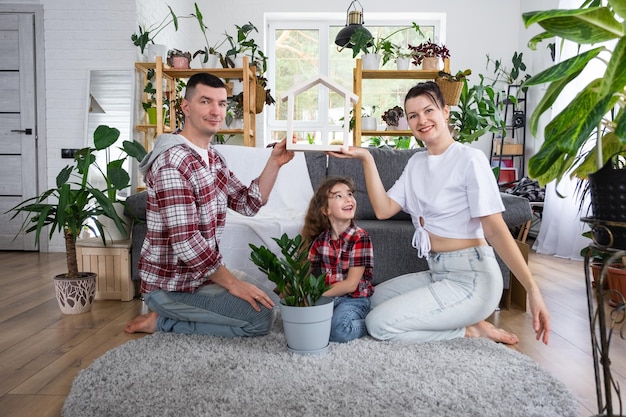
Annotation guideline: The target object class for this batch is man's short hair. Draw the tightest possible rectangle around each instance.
[185,73,226,99]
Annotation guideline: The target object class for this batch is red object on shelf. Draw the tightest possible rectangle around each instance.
[498,168,517,183]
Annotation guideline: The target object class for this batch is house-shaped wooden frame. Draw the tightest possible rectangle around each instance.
[281,74,359,151]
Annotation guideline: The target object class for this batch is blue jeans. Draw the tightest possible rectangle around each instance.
[330,296,370,343]
[365,246,503,343]
[144,284,274,338]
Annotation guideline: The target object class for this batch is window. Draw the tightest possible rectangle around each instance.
[265,13,446,146]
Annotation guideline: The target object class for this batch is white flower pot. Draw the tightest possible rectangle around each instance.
[362,116,377,131]
[361,53,381,70]
[202,54,221,68]
[396,57,411,70]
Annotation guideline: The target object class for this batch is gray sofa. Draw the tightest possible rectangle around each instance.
[125,147,532,303]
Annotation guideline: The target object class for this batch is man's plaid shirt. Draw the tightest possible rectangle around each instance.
[139,144,262,293]
[309,224,374,298]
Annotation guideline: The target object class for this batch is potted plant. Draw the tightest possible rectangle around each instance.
[223,21,275,112]
[435,69,471,106]
[346,22,422,69]
[141,68,168,125]
[394,46,414,70]
[448,74,506,144]
[130,5,193,58]
[521,1,626,248]
[6,125,145,314]
[167,49,191,69]
[191,2,226,68]
[382,105,407,130]
[485,51,532,89]
[249,233,333,354]
[408,39,450,70]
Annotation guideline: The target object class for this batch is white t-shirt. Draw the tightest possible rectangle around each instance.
[387,142,504,257]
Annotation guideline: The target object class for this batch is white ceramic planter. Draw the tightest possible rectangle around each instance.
[361,53,381,70]
[362,116,377,131]
[396,57,411,70]
[98,202,130,242]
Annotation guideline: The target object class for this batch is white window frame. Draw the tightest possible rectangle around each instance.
[264,13,446,147]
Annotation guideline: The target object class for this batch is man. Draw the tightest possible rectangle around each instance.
[124,73,294,337]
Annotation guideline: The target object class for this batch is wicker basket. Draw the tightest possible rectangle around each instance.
[435,78,463,106]
[255,84,266,113]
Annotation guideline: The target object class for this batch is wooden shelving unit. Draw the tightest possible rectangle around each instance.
[134,56,257,147]
[352,58,450,146]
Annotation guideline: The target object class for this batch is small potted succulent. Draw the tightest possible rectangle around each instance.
[408,39,450,70]
[167,49,191,69]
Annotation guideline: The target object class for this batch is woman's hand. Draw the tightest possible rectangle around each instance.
[327,146,372,161]
[528,287,551,344]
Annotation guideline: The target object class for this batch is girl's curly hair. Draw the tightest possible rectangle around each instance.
[301,176,356,248]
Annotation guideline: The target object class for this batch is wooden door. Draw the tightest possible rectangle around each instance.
[0,13,37,250]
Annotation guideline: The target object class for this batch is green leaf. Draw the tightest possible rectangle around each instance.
[93,125,120,150]
[522,7,623,44]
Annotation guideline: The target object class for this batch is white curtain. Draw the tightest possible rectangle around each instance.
[532,0,607,260]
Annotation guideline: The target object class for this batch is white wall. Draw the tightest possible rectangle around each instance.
[0,0,556,251]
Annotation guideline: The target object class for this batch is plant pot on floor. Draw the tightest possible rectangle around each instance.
[280,296,334,355]
[606,264,626,307]
[54,273,97,314]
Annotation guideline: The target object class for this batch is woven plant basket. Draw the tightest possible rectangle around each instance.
[435,78,463,106]
[255,84,266,113]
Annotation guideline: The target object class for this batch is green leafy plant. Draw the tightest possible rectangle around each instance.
[130,5,189,54]
[249,233,330,307]
[346,23,423,65]
[522,0,626,187]
[485,51,532,86]
[90,125,148,202]
[448,75,505,144]
[191,2,227,65]
[437,69,471,82]
[6,125,146,278]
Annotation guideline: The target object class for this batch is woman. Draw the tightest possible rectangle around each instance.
[330,81,550,344]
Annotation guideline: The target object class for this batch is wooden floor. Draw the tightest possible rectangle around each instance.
[0,249,624,417]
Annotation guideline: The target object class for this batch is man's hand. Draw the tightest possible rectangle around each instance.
[269,138,295,167]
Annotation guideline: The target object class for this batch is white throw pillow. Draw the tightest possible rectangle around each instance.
[213,144,313,219]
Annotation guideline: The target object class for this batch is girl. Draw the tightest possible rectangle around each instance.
[302,176,374,343]
[330,81,550,345]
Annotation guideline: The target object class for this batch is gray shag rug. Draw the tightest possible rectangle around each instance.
[63,320,577,417]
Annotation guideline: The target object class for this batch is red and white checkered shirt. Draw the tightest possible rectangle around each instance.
[139,144,262,293]
[309,224,374,298]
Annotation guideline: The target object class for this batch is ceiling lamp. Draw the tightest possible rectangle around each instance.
[334,0,372,48]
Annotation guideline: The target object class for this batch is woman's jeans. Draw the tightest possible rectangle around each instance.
[144,283,274,338]
[330,296,370,343]
[365,246,503,343]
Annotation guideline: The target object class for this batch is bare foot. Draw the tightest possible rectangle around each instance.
[465,320,519,345]
[124,312,158,334]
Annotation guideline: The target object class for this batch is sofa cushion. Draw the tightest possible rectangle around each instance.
[326,147,424,221]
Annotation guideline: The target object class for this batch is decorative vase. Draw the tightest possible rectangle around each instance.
[53,273,97,314]
[169,56,190,69]
[361,53,381,70]
[396,57,410,70]
[422,56,440,70]
[606,264,626,306]
[279,296,333,355]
